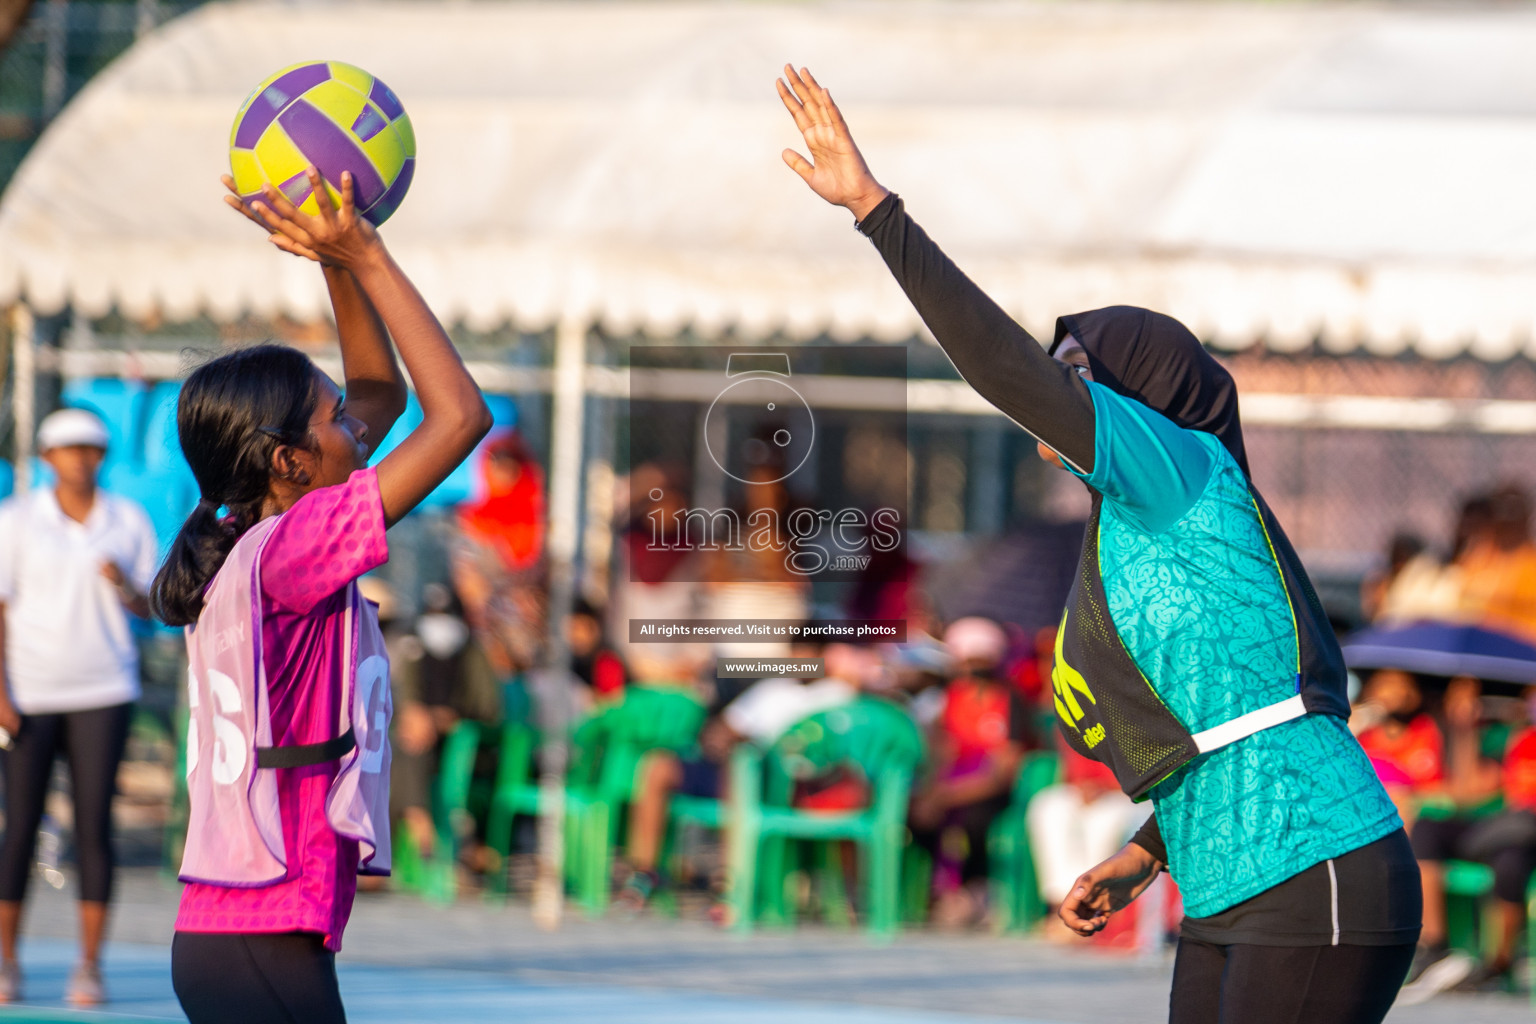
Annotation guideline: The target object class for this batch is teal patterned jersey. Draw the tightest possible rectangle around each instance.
[1078,382,1401,918]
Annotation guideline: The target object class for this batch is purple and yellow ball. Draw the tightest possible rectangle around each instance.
[229,61,415,226]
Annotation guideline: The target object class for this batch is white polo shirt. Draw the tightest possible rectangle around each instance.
[0,487,158,713]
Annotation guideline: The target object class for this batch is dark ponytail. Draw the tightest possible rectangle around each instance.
[151,345,320,626]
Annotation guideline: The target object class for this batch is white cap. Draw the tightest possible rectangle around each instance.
[943,616,1008,666]
[36,408,110,452]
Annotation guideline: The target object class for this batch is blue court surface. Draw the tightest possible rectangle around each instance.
[0,938,1050,1024]
[7,869,1535,1024]
[2,937,1533,1024]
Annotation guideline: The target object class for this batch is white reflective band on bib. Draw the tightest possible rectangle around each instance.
[1191,694,1307,755]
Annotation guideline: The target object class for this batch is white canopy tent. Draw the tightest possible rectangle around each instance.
[3,0,1536,356]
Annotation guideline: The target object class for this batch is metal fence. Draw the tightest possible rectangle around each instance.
[0,0,205,188]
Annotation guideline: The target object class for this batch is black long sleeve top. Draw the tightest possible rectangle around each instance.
[857,191,1171,861]
[855,193,1098,474]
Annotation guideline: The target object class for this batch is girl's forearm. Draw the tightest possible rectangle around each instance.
[348,247,485,431]
[858,195,1098,473]
[347,245,491,523]
[323,265,407,429]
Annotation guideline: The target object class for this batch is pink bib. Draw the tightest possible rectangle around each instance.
[179,515,392,886]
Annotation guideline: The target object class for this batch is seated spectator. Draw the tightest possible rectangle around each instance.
[569,597,628,700]
[1361,533,1426,623]
[1026,742,1148,927]
[1351,669,1444,822]
[1380,486,1536,642]
[910,617,1034,929]
[1457,485,1536,643]
[892,638,953,729]
[617,641,871,910]
[1378,494,1492,625]
[1403,676,1528,1000]
[452,431,547,676]
[386,582,503,866]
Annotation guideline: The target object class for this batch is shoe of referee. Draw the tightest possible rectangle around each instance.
[1397,944,1475,1005]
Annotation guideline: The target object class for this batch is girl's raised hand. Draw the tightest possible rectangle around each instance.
[777,65,889,221]
[222,167,381,268]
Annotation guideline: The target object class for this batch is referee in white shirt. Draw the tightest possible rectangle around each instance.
[0,408,158,1007]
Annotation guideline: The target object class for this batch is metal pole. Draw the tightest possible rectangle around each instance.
[135,0,159,38]
[580,396,617,606]
[41,0,67,124]
[11,304,35,494]
[531,314,588,930]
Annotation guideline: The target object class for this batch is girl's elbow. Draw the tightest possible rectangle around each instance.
[468,397,494,442]
[382,389,410,424]
[448,397,493,453]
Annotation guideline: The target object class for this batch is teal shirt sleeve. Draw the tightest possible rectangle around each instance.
[1069,382,1220,534]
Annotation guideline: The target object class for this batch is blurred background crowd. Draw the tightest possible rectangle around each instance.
[5,0,1536,1010]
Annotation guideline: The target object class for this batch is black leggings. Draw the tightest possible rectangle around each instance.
[0,702,132,903]
[1169,938,1415,1024]
[172,931,346,1024]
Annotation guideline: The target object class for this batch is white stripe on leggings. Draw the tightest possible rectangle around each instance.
[1327,859,1340,946]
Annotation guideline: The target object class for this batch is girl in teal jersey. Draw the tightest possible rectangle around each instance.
[778,66,1420,1024]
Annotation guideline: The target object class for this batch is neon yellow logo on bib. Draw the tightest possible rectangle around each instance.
[1052,610,1098,741]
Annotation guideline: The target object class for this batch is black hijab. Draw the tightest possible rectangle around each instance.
[1051,306,1249,476]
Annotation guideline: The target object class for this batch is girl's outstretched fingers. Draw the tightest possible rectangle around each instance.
[778,67,809,126]
[775,63,887,217]
[247,182,322,262]
[338,170,356,220]
[268,234,320,262]
[221,175,270,229]
[778,70,817,183]
[257,182,313,232]
[255,181,301,221]
[781,146,815,185]
[794,66,830,124]
[305,166,338,226]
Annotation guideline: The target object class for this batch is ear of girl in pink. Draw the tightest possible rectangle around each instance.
[177,468,391,952]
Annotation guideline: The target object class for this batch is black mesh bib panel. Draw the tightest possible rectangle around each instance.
[1053,496,1200,800]
[1247,486,1351,720]
[1052,487,1350,801]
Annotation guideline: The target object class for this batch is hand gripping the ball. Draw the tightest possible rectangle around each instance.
[222,166,381,269]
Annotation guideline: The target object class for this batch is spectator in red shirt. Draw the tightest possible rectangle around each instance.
[911,617,1035,928]
[1404,678,1536,999]
[1352,669,1444,821]
[568,598,627,700]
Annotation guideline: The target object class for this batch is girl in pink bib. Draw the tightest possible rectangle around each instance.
[156,168,491,1024]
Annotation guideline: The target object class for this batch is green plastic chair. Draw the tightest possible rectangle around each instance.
[725,697,925,939]
[484,716,603,906]
[484,684,706,913]
[391,719,483,904]
[1438,858,1536,1003]
[576,684,707,912]
[1433,857,1536,1004]
[1443,859,1495,959]
[987,750,1063,933]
